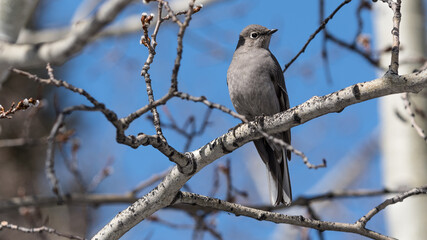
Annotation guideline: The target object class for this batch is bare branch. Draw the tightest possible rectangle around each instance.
[0,0,135,68]
[174,91,244,119]
[88,158,114,192]
[254,123,326,169]
[140,5,166,141]
[58,139,87,192]
[0,138,46,148]
[0,98,40,119]
[169,0,197,93]
[401,92,427,141]
[325,32,380,67]
[0,193,138,212]
[283,0,352,73]
[11,67,115,119]
[46,105,102,198]
[147,215,193,229]
[45,112,65,198]
[129,168,171,196]
[0,221,85,240]
[176,192,394,240]
[388,0,401,74]
[319,0,333,84]
[161,0,183,26]
[357,186,427,227]
[306,203,325,240]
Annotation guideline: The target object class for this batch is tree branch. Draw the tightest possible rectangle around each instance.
[0,0,134,68]
[357,186,427,227]
[176,192,394,240]
[0,221,85,240]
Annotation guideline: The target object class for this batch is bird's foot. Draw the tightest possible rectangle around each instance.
[254,114,267,126]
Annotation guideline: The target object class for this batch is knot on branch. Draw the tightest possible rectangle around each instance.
[177,152,197,175]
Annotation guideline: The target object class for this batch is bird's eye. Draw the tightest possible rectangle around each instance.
[250,32,259,39]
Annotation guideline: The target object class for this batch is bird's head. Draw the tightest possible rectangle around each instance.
[236,24,277,50]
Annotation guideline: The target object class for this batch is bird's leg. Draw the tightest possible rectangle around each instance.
[254,114,267,128]
[254,114,277,146]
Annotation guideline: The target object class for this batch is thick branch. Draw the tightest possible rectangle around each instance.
[0,0,133,68]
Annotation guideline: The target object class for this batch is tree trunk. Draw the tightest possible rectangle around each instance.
[374,1,427,239]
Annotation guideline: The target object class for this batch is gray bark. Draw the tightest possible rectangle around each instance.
[374,1,427,239]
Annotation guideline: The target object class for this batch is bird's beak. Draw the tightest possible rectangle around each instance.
[268,29,278,35]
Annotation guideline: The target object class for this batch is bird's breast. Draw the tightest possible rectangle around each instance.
[227,51,280,118]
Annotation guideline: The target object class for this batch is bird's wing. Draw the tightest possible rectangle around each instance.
[269,52,292,161]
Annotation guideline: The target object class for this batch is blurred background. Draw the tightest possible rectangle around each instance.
[0,0,425,239]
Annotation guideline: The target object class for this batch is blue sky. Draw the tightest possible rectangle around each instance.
[37,0,388,239]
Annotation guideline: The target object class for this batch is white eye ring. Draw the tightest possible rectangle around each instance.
[250,32,259,39]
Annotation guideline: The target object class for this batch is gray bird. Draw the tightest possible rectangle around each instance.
[227,24,292,206]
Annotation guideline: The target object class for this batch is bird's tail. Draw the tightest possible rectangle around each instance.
[254,138,292,206]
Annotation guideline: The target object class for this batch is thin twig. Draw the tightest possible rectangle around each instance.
[283,0,352,73]
[140,4,166,141]
[161,0,183,26]
[388,0,401,74]
[354,0,371,42]
[147,215,193,229]
[319,0,333,84]
[0,98,40,119]
[250,187,407,211]
[168,0,197,94]
[46,113,65,198]
[11,67,119,127]
[88,158,114,192]
[255,124,327,169]
[128,168,171,196]
[0,221,85,240]
[58,140,87,192]
[401,93,427,141]
[152,107,213,152]
[46,105,100,198]
[325,32,379,67]
[306,203,325,240]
